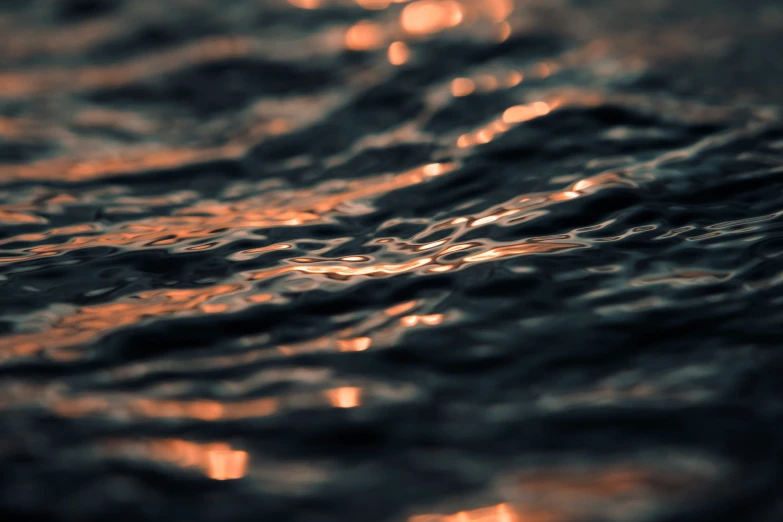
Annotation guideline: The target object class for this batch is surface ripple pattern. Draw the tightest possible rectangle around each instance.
[2,1,783,521]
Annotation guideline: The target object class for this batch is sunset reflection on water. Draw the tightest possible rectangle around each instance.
[0,0,772,520]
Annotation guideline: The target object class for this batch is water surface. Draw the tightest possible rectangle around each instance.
[2,1,783,521]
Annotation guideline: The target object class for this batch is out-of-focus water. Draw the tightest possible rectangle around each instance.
[2,0,783,520]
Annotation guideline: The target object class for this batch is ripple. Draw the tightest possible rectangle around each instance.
[2,1,783,521]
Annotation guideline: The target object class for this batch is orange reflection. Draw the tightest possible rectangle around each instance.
[288,0,321,8]
[0,161,465,359]
[104,438,249,480]
[326,387,362,408]
[401,1,464,35]
[388,41,410,65]
[457,134,473,148]
[254,256,434,281]
[386,300,419,316]
[345,21,385,51]
[476,129,493,144]
[410,503,553,522]
[0,284,248,360]
[471,215,499,227]
[0,209,46,225]
[1,161,457,267]
[502,102,551,124]
[463,240,583,263]
[456,100,554,149]
[1,186,600,358]
[275,298,430,358]
[423,162,451,176]
[504,71,523,87]
[337,337,372,352]
[497,22,512,42]
[451,78,475,97]
[401,313,444,326]
[208,449,249,480]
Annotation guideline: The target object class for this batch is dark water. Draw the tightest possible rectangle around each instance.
[2,0,783,520]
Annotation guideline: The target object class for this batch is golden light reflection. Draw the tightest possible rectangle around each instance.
[386,300,419,316]
[0,209,47,225]
[208,449,250,480]
[497,22,512,42]
[401,1,464,36]
[0,150,626,363]
[104,439,249,480]
[388,41,411,65]
[337,336,372,351]
[457,135,473,148]
[462,241,582,263]
[423,162,451,176]
[326,387,362,408]
[271,299,426,358]
[409,503,554,522]
[345,21,385,51]
[2,195,596,361]
[339,300,429,351]
[1,161,458,267]
[401,313,444,326]
[475,129,492,144]
[471,215,499,227]
[0,284,248,361]
[0,161,466,359]
[502,102,551,124]
[504,71,523,87]
[451,78,475,97]
[288,0,322,9]
[457,99,557,149]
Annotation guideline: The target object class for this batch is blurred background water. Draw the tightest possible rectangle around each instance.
[1,1,783,521]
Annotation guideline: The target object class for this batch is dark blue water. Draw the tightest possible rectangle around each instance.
[2,1,783,521]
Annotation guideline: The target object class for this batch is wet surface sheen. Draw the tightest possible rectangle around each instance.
[2,1,783,521]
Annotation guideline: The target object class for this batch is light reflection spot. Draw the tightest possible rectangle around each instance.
[401,1,464,35]
[207,449,249,480]
[388,41,410,65]
[451,78,475,97]
[327,386,362,408]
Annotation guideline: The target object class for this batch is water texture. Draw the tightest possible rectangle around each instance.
[2,0,783,521]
